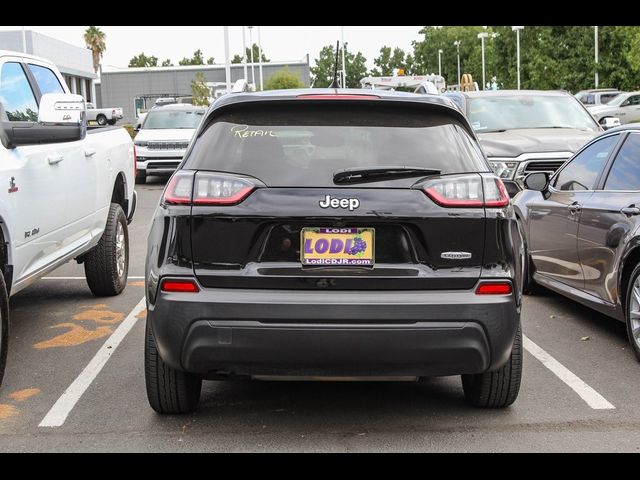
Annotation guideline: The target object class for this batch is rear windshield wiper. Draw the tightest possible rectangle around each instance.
[333,166,441,185]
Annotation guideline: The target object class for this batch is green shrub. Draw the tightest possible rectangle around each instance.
[265,68,304,90]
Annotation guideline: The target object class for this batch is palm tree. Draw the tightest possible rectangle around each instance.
[84,26,106,74]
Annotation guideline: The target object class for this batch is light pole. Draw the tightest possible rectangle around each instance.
[341,26,347,88]
[257,26,264,91]
[247,26,255,89]
[224,26,231,93]
[595,26,599,89]
[242,26,248,82]
[438,49,443,77]
[453,40,461,88]
[512,26,524,90]
[478,31,489,90]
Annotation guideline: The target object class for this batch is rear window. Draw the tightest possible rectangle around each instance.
[184,103,488,187]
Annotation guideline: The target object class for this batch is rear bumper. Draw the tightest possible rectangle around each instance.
[148,284,520,377]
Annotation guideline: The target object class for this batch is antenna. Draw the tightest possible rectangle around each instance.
[329,41,341,89]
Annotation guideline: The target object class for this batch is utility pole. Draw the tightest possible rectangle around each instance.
[438,49,443,77]
[595,26,599,89]
[512,26,524,90]
[248,26,255,90]
[341,26,347,88]
[478,32,488,90]
[224,26,231,93]
[258,26,264,91]
[242,26,248,82]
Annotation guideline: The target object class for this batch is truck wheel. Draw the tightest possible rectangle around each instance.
[461,323,522,408]
[145,319,202,414]
[96,114,107,126]
[84,203,129,296]
[0,273,8,388]
[135,171,146,185]
[624,263,640,362]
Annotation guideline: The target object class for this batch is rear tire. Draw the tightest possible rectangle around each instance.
[96,114,107,126]
[145,320,202,414]
[135,171,147,185]
[0,274,8,388]
[462,323,522,408]
[624,263,640,362]
[84,203,129,296]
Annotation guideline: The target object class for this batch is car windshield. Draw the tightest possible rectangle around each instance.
[143,109,205,129]
[467,95,599,133]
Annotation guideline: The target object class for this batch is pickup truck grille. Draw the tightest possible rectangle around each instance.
[146,141,190,150]
[147,161,181,171]
[523,160,566,173]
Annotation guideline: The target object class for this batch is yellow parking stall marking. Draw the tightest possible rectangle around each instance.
[34,323,112,350]
[73,306,124,325]
[8,388,41,402]
[0,404,19,420]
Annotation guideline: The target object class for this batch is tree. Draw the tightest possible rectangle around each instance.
[161,59,173,67]
[83,26,106,74]
[311,43,368,88]
[191,73,210,106]
[207,57,215,65]
[231,54,243,64]
[371,46,414,76]
[179,49,206,66]
[128,52,158,68]
[265,68,304,90]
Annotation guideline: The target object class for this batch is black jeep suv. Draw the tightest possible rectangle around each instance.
[144,89,524,414]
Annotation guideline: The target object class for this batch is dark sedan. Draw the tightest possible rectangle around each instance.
[514,124,640,361]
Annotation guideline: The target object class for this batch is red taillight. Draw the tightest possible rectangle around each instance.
[163,172,193,205]
[193,173,255,205]
[475,282,513,295]
[296,94,381,100]
[423,175,509,208]
[161,279,200,293]
[163,171,256,206]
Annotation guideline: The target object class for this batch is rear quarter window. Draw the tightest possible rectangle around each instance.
[185,103,488,187]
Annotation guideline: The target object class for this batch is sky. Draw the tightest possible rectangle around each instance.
[2,26,425,70]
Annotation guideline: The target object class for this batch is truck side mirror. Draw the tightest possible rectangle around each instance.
[0,93,86,149]
[602,117,621,130]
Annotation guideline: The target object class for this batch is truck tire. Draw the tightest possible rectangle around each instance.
[145,320,202,414]
[0,273,8,388]
[96,114,107,126]
[107,119,116,126]
[135,171,147,185]
[84,203,129,296]
[461,323,522,408]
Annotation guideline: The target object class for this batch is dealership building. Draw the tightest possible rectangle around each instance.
[0,30,97,103]
[98,58,311,124]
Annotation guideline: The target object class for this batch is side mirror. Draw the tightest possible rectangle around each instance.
[0,94,86,149]
[523,172,548,192]
[602,117,621,130]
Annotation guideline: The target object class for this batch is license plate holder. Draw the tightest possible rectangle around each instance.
[300,228,375,267]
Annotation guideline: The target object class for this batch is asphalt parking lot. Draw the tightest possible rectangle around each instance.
[0,179,640,452]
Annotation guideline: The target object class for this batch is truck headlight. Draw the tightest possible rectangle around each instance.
[489,161,518,179]
[134,140,148,147]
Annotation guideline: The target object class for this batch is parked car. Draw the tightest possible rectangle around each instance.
[575,88,623,107]
[588,91,640,126]
[144,89,524,414]
[133,104,205,184]
[86,102,124,126]
[514,124,640,361]
[0,51,137,387]
[445,90,601,196]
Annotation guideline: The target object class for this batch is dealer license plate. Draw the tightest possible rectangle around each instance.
[300,228,375,267]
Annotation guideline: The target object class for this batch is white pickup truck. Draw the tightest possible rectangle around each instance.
[86,102,124,126]
[0,51,136,387]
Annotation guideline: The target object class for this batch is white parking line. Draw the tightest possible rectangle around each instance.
[42,276,145,280]
[39,297,147,428]
[523,334,615,410]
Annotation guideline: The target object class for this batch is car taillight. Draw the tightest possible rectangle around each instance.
[161,279,200,293]
[163,171,255,206]
[193,172,255,205]
[423,175,509,208]
[475,282,513,295]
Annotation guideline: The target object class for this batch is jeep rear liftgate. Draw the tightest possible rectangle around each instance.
[176,102,495,290]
